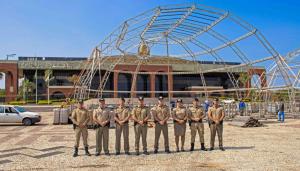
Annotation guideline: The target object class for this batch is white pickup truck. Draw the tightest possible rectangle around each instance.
[0,105,41,126]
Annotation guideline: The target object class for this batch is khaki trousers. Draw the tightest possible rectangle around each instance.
[154,123,169,150]
[134,124,147,152]
[96,126,109,153]
[190,122,204,144]
[74,127,88,148]
[210,123,223,148]
[115,123,129,153]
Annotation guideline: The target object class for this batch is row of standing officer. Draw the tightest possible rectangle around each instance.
[70,96,225,157]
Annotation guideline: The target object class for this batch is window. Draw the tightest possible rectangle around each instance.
[5,107,18,113]
[0,107,4,113]
[15,107,26,113]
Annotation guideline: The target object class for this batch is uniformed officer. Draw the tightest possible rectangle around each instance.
[131,96,150,155]
[151,96,170,154]
[208,98,225,151]
[172,99,188,152]
[93,98,111,156]
[188,98,207,151]
[114,97,131,155]
[70,100,91,157]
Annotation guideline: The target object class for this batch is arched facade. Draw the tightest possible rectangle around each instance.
[0,63,18,102]
[50,91,66,99]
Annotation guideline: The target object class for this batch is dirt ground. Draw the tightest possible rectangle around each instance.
[0,112,300,171]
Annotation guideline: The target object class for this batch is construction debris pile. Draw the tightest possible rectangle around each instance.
[229,116,264,128]
[242,117,263,127]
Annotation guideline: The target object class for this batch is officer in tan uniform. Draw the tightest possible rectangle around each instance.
[172,99,188,152]
[131,96,150,155]
[114,97,131,155]
[208,98,225,151]
[70,100,91,157]
[93,98,111,156]
[151,96,170,154]
[188,98,207,151]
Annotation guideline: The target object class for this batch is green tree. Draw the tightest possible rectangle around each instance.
[238,72,250,87]
[18,79,36,101]
[0,89,5,96]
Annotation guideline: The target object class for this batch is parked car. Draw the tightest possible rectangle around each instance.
[0,105,41,126]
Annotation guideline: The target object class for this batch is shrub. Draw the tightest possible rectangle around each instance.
[37,100,52,105]
[8,101,26,105]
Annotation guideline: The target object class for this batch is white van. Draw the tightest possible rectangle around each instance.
[0,105,41,126]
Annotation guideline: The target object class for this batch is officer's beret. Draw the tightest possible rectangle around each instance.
[78,99,84,104]
[177,99,182,103]
[158,96,164,100]
[99,98,105,102]
[194,98,199,102]
[138,96,144,101]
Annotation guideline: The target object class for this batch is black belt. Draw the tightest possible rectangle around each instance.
[94,123,110,128]
[191,120,203,123]
[173,120,186,123]
[210,120,223,125]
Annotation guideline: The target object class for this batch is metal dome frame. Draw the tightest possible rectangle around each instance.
[73,3,296,106]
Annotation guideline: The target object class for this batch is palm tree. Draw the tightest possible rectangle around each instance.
[67,74,80,86]
[238,72,250,87]
[18,79,35,101]
[44,69,53,104]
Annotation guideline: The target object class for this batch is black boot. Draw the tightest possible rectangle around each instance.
[165,149,170,153]
[73,147,78,157]
[201,143,207,151]
[85,147,91,156]
[219,146,225,151]
[190,143,194,151]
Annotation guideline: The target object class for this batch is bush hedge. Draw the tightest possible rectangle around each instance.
[37,100,52,105]
[8,101,26,105]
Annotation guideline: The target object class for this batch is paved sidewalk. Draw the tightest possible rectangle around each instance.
[0,112,300,170]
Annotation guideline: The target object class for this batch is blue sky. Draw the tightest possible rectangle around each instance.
[0,0,300,88]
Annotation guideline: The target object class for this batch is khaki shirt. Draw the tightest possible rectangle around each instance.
[93,107,111,122]
[71,108,90,125]
[151,105,170,121]
[132,105,150,121]
[188,106,204,120]
[172,107,188,120]
[115,106,130,121]
[208,106,224,121]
